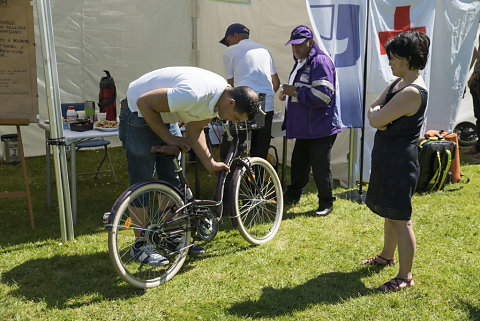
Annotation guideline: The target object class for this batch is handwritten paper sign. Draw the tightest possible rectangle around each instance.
[0,0,38,123]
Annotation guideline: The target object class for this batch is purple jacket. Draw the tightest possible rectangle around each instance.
[284,42,341,139]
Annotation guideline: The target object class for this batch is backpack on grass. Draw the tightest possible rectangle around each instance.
[415,136,456,193]
[424,130,461,183]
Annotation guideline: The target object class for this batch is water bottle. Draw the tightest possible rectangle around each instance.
[66,105,77,125]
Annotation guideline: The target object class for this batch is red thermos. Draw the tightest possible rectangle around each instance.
[98,70,117,121]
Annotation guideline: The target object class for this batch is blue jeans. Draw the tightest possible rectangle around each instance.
[119,107,181,188]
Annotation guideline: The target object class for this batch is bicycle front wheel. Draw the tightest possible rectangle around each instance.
[230,157,283,245]
[108,182,190,288]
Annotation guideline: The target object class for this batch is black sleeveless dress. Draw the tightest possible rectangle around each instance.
[365,78,428,220]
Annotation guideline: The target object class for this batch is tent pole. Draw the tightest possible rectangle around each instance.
[357,0,370,200]
[37,0,74,242]
[347,128,358,188]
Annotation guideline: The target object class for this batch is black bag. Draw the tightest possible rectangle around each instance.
[415,137,456,193]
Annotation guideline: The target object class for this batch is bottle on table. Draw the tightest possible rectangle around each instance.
[66,105,77,126]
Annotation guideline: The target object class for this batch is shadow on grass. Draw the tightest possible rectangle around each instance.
[228,267,378,318]
[188,242,253,264]
[458,299,480,321]
[1,252,143,309]
[282,209,315,221]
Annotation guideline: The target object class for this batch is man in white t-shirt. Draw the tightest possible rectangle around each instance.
[119,66,259,266]
[219,23,280,159]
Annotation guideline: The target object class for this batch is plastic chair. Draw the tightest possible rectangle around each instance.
[61,103,118,184]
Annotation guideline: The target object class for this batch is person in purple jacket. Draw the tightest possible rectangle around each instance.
[280,25,341,216]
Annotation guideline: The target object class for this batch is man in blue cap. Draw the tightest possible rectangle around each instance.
[280,25,341,216]
[219,23,280,159]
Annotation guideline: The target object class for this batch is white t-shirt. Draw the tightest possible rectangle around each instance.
[127,66,228,123]
[223,39,277,112]
[286,59,306,110]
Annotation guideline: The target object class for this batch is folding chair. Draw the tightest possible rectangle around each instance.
[61,103,118,184]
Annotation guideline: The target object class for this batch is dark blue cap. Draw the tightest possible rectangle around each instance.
[219,23,250,46]
[286,25,313,45]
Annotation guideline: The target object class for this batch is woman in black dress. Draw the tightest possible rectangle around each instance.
[361,31,430,292]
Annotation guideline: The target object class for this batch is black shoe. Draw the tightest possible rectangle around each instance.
[165,237,205,255]
[314,205,333,216]
[283,192,300,206]
[189,243,206,256]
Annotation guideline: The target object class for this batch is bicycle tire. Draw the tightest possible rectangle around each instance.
[108,182,190,288]
[230,157,283,245]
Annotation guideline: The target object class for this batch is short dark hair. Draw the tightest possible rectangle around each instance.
[386,31,430,70]
[228,86,260,120]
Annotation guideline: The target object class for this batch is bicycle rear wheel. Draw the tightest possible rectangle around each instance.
[108,182,190,288]
[230,157,283,245]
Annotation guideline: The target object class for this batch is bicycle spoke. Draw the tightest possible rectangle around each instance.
[108,182,190,288]
[231,158,283,245]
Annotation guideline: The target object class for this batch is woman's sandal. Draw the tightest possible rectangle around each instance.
[361,254,396,266]
[378,277,414,292]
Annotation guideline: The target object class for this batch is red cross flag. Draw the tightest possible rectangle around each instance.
[367,0,480,131]
[368,1,434,94]
[363,0,479,182]
[377,6,426,55]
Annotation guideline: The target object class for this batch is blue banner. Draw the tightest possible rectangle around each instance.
[307,0,366,128]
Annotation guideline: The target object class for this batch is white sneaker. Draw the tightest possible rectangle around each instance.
[130,241,169,267]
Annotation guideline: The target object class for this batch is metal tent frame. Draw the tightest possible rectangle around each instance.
[36,0,74,242]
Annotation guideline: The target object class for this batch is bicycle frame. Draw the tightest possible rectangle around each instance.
[107,119,284,288]
[155,121,268,227]
[105,120,269,239]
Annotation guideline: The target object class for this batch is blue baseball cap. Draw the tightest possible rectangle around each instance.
[286,25,313,45]
[219,23,250,46]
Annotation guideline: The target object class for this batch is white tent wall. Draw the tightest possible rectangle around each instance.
[0,0,195,158]
[196,0,353,185]
[2,0,478,188]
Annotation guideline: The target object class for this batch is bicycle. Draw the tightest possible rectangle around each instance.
[105,121,283,288]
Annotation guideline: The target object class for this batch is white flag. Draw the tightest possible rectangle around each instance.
[368,1,434,94]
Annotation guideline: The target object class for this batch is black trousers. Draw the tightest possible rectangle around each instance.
[469,76,480,152]
[287,134,337,207]
[220,111,274,161]
[219,111,274,208]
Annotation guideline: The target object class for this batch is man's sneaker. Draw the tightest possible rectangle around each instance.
[130,241,169,267]
[165,236,206,256]
[189,243,206,256]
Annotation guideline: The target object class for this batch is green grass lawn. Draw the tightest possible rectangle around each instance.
[0,146,479,320]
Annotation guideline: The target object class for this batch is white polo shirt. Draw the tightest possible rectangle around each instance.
[127,66,228,123]
[223,39,277,112]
